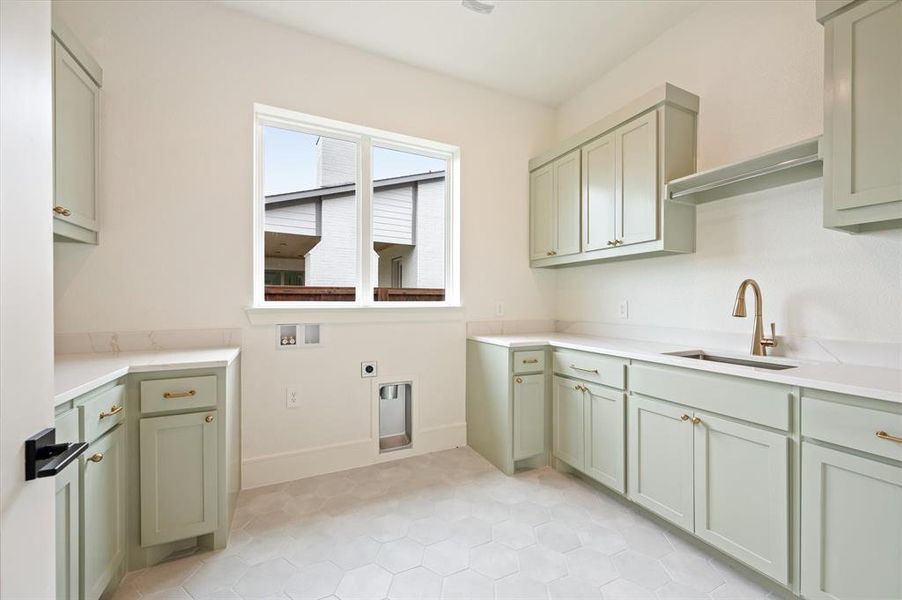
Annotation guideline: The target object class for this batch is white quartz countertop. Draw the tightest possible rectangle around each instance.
[55,347,241,406]
[469,333,902,404]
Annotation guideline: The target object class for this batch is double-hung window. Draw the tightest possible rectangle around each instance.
[253,104,459,308]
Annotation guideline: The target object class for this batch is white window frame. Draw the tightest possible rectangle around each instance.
[251,103,461,315]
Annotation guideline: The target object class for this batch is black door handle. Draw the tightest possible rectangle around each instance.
[25,428,89,481]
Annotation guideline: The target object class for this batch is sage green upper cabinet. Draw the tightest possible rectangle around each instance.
[530,151,581,259]
[627,395,695,531]
[553,376,585,470]
[52,17,102,244]
[617,111,659,246]
[530,84,698,267]
[529,164,554,260]
[553,150,582,257]
[140,411,219,547]
[693,412,789,584]
[82,425,125,600]
[582,133,617,251]
[583,382,625,493]
[819,0,902,232]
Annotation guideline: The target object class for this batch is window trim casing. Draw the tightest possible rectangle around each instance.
[252,103,461,312]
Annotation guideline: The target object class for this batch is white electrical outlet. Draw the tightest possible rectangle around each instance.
[495,302,505,317]
[286,386,299,408]
[619,300,629,319]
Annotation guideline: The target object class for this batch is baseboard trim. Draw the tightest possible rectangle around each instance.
[241,422,467,489]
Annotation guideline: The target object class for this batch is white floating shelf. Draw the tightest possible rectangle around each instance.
[666,137,822,204]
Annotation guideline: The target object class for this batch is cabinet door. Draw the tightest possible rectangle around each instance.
[693,412,789,584]
[583,383,625,493]
[53,39,99,232]
[529,164,554,259]
[616,111,658,246]
[553,377,585,470]
[513,374,545,460]
[627,395,694,530]
[828,0,902,212]
[553,149,581,257]
[140,411,219,547]
[82,426,125,600]
[801,442,902,600]
[582,133,617,252]
[56,461,79,600]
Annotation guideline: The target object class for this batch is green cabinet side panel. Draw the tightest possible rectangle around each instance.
[466,341,513,475]
[140,411,219,547]
[56,459,79,600]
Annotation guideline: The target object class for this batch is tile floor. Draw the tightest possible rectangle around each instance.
[113,447,776,600]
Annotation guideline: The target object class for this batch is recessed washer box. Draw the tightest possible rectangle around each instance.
[276,324,321,349]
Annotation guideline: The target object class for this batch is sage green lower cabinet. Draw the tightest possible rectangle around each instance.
[82,425,126,600]
[583,382,625,493]
[553,376,585,470]
[140,411,219,546]
[627,395,694,531]
[513,374,545,461]
[693,412,789,584]
[801,442,902,600]
[55,455,80,600]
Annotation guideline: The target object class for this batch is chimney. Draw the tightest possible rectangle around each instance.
[316,136,357,187]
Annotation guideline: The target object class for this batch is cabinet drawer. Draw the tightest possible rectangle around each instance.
[513,350,545,374]
[141,375,217,415]
[56,408,79,444]
[553,350,625,389]
[630,363,791,431]
[79,385,126,444]
[802,395,902,462]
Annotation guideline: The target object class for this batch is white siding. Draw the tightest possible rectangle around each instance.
[373,186,413,245]
[410,179,445,288]
[305,192,356,286]
[264,200,319,236]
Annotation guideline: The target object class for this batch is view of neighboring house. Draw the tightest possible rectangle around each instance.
[264,136,445,300]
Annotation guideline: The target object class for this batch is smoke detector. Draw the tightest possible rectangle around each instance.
[461,0,496,15]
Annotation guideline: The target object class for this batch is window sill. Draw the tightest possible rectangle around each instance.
[244,303,465,325]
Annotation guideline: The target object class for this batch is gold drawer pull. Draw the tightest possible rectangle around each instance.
[522,358,539,364]
[691,416,702,425]
[680,414,691,421]
[53,205,72,217]
[876,431,902,444]
[163,390,197,399]
[99,405,123,419]
[88,453,104,463]
[205,415,215,423]
[569,364,598,374]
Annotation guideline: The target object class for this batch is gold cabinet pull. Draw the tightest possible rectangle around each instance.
[163,390,197,399]
[876,431,902,444]
[99,405,123,419]
[691,416,702,425]
[205,415,215,423]
[522,358,539,364]
[88,453,104,463]
[680,414,691,421]
[569,364,598,374]
[53,205,72,217]
[515,377,523,384]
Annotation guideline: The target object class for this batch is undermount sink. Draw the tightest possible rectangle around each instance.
[666,350,797,370]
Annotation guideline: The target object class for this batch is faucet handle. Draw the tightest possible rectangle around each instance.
[762,322,777,347]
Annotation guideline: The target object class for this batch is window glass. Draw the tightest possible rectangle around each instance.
[263,126,357,301]
[371,146,446,302]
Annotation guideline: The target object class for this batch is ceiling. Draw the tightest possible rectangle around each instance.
[214,0,703,106]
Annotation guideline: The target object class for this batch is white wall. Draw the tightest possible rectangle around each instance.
[0,1,56,595]
[554,0,902,352]
[52,0,556,487]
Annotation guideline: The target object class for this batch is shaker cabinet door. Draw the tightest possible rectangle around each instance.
[627,395,694,531]
[513,374,545,461]
[616,111,658,246]
[140,411,219,547]
[583,383,625,493]
[529,164,554,260]
[553,149,582,257]
[55,458,80,600]
[582,133,617,252]
[553,376,585,471]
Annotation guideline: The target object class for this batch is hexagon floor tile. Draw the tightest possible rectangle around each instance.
[107,447,777,600]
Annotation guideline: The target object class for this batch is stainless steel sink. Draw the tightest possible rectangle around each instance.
[665,350,797,370]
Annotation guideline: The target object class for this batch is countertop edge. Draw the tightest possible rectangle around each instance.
[468,334,902,404]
